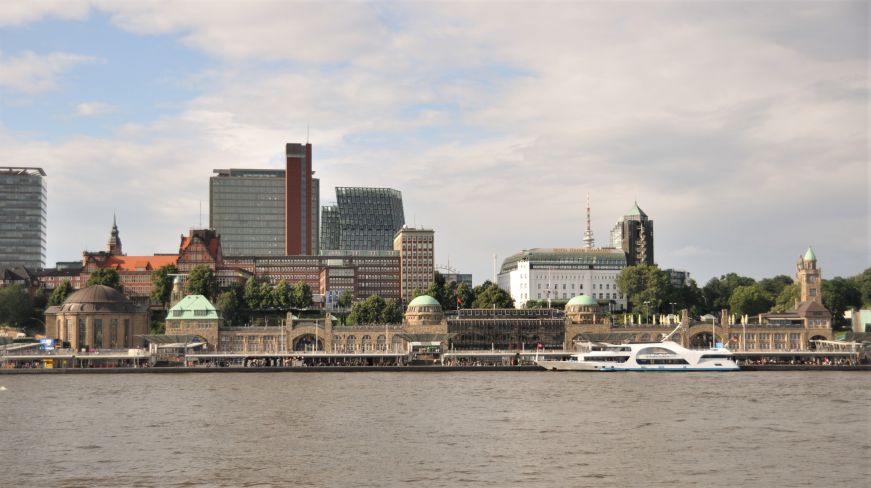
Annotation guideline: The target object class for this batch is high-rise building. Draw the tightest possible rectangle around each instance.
[0,167,47,269]
[394,227,434,302]
[320,187,405,252]
[210,142,319,257]
[285,143,319,255]
[610,202,654,266]
[210,168,286,256]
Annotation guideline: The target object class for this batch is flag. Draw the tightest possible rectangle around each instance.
[456,295,463,307]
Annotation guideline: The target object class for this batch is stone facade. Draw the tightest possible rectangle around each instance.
[44,285,150,350]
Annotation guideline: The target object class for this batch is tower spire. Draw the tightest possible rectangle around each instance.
[583,193,595,248]
[108,214,122,256]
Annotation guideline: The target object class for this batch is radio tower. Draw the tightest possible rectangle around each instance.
[583,193,595,248]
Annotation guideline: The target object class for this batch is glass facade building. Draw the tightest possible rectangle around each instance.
[320,187,405,252]
[0,167,46,268]
[210,169,287,256]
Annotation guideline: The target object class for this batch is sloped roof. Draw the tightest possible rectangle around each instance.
[167,295,221,320]
[796,300,831,317]
[625,201,648,218]
[100,255,178,272]
[803,246,817,262]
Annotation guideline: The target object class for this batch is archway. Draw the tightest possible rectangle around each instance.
[689,332,716,349]
[293,334,323,352]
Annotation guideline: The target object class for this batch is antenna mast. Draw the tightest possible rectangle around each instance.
[583,193,595,248]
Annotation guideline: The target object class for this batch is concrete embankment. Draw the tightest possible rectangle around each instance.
[2,365,870,374]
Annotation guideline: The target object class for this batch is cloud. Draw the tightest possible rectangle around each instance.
[75,101,118,116]
[0,0,89,27]
[1,2,867,284]
[0,50,97,94]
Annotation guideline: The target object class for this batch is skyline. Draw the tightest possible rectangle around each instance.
[0,2,868,285]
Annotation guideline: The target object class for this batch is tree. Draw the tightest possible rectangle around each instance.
[243,277,260,309]
[729,284,773,316]
[702,273,755,313]
[616,264,672,313]
[292,281,313,309]
[850,267,871,307]
[336,290,354,325]
[257,281,273,309]
[48,280,74,306]
[472,283,514,309]
[455,282,474,310]
[216,290,243,326]
[185,265,218,299]
[272,280,291,310]
[150,264,178,308]
[667,278,704,317]
[380,299,403,324]
[758,275,793,297]
[822,277,862,329]
[87,268,122,291]
[772,284,800,313]
[348,294,386,324]
[0,285,32,329]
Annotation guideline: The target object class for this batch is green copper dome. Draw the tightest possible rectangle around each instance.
[408,295,440,307]
[567,295,598,307]
[803,246,816,262]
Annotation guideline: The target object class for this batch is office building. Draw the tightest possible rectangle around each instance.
[610,202,654,266]
[209,142,319,257]
[0,167,47,268]
[498,248,628,310]
[394,227,435,302]
[320,187,405,252]
[210,169,286,256]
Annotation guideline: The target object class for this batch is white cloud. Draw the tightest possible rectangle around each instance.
[2,2,867,284]
[0,0,89,27]
[75,101,118,116]
[0,50,96,93]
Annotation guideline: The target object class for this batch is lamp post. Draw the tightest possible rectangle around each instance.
[643,301,650,324]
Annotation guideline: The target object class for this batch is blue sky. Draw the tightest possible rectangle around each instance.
[0,1,868,285]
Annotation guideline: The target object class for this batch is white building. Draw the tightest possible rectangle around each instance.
[497,248,628,310]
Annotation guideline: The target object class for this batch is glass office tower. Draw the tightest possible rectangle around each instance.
[210,169,287,256]
[321,187,405,252]
[0,167,47,269]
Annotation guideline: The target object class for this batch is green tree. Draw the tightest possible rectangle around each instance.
[48,280,74,306]
[292,281,313,309]
[216,290,244,326]
[616,264,672,313]
[822,277,862,329]
[772,284,800,313]
[850,267,871,307]
[0,285,32,329]
[472,283,514,309]
[272,280,291,310]
[702,273,755,313]
[758,275,793,297]
[243,277,260,309]
[336,290,354,325]
[150,264,178,308]
[729,284,773,316]
[87,268,122,291]
[667,279,704,317]
[380,298,403,324]
[185,265,218,299]
[348,294,386,324]
[258,281,273,309]
[455,282,474,310]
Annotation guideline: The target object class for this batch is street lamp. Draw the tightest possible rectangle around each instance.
[643,301,650,324]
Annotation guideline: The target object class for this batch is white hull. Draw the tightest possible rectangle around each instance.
[536,341,740,372]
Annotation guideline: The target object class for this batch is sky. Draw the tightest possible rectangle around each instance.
[0,1,868,286]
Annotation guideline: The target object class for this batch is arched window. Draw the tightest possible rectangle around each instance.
[376,335,386,351]
[362,335,372,352]
[346,335,357,352]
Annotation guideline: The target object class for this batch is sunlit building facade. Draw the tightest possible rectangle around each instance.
[0,167,47,269]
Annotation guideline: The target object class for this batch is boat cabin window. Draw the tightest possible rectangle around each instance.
[700,354,732,359]
[636,358,690,365]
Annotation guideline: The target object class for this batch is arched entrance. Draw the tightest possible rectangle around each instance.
[689,332,716,348]
[293,334,323,351]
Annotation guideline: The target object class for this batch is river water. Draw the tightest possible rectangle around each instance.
[0,371,869,487]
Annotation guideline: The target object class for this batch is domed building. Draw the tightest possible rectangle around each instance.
[404,295,445,326]
[45,284,150,350]
[565,294,602,325]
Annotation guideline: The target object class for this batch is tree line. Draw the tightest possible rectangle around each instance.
[615,264,871,329]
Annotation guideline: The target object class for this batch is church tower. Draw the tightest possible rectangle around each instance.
[108,214,123,256]
[796,246,821,304]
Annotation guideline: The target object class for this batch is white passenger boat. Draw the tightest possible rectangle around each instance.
[535,331,739,372]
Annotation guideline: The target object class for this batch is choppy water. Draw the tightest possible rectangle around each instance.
[0,372,869,487]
